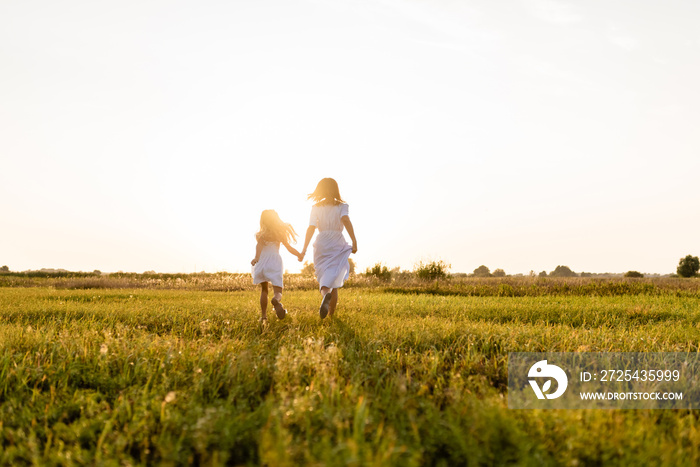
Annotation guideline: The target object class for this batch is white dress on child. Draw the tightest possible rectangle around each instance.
[309,203,353,289]
[251,241,284,288]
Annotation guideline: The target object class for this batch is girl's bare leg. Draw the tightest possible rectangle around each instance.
[328,288,338,317]
[272,286,283,304]
[259,282,268,320]
[271,286,286,318]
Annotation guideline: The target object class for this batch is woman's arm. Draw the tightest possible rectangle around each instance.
[341,216,357,253]
[251,241,264,265]
[299,225,316,261]
[282,240,302,260]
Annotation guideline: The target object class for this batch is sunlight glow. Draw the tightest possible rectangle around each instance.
[1,0,699,275]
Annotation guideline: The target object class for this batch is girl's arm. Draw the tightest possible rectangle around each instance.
[251,241,264,266]
[341,216,357,253]
[299,226,316,262]
[282,240,302,261]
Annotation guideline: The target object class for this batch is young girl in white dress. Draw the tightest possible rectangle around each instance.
[299,178,358,319]
[251,210,302,324]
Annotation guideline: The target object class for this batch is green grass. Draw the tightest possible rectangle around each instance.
[2,286,700,465]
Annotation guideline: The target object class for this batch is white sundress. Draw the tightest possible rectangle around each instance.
[251,241,284,288]
[310,203,353,290]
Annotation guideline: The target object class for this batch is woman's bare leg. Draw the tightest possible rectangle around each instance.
[328,288,338,317]
[319,286,332,319]
[259,282,268,320]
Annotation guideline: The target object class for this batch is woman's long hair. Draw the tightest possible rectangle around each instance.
[308,178,345,205]
[256,210,298,244]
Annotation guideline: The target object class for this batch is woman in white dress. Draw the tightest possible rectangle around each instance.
[299,178,358,319]
[251,210,302,324]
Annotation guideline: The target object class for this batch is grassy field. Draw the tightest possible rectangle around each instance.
[2,279,700,465]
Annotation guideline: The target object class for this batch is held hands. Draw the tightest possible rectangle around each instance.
[251,258,259,266]
[352,242,357,254]
[298,250,306,262]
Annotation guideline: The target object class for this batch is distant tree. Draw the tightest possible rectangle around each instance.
[365,262,391,281]
[580,272,592,278]
[492,268,506,277]
[415,260,450,280]
[300,261,315,277]
[677,255,700,278]
[348,258,356,275]
[143,270,156,275]
[473,265,491,277]
[550,265,577,278]
[538,270,547,277]
[529,270,536,277]
[625,271,644,278]
[0,265,9,273]
[93,270,102,275]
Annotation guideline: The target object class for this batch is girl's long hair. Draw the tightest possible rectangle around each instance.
[307,178,345,205]
[256,210,298,244]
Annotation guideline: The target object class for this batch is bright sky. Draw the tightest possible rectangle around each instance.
[2,0,699,275]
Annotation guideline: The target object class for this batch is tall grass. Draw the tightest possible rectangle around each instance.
[2,272,699,296]
[2,286,700,464]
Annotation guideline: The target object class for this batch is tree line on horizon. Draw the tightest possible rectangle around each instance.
[2,255,699,280]
[360,255,700,281]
